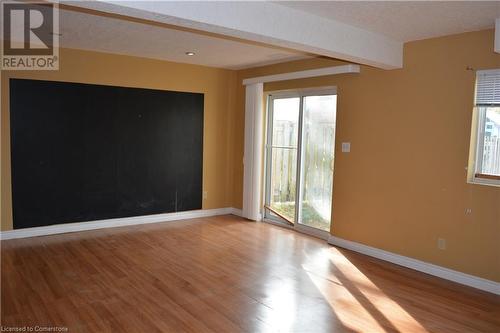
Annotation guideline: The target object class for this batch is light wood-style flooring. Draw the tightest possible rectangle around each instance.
[2,215,499,332]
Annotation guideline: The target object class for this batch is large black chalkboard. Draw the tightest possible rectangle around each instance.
[10,79,203,229]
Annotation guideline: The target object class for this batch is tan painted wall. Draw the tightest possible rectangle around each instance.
[1,47,237,231]
[234,30,500,282]
[1,30,498,282]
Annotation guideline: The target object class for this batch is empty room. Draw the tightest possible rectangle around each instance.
[1,1,499,332]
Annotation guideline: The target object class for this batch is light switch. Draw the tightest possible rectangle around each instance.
[342,142,351,153]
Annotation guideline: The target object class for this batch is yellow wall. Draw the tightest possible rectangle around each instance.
[1,47,237,231]
[1,30,499,282]
[234,30,500,282]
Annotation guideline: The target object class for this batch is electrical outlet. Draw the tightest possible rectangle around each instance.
[465,208,472,215]
[203,191,208,200]
[437,238,446,250]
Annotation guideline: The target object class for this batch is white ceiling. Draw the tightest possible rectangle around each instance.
[277,1,500,42]
[58,1,500,70]
[59,8,311,70]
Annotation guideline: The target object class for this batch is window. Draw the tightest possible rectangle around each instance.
[469,69,500,186]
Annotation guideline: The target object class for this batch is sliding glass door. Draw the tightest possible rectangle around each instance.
[265,97,300,224]
[265,90,337,235]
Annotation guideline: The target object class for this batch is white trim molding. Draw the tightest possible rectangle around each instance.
[231,208,243,217]
[243,64,360,85]
[0,207,239,240]
[328,235,500,295]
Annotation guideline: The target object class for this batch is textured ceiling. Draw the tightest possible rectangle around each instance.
[277,1,500,42]
[58,1,499,69]
[59,8,311,70]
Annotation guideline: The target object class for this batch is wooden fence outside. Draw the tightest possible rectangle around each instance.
[270,120,335,215]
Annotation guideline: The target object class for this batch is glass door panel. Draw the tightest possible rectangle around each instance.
[298,95,337,231]
[265,91,337,234]
[266,97,300,224]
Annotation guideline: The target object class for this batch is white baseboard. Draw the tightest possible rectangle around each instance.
[230,208,263,221]
[0,207,239,240]
[328,236,500,295]
[231,207,262,221]
[231,208,243,217]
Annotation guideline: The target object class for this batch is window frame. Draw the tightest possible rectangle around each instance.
[468,69,500,187]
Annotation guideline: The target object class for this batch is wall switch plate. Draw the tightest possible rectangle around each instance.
[203,191,208,200]
[342,142,351,153]
[437,238,446,250]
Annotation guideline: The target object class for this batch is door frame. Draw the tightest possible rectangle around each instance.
[263,87,337,240]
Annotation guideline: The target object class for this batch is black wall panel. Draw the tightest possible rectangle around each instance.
[10,79,204,229]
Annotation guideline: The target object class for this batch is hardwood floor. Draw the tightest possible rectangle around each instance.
[1,215,499,332]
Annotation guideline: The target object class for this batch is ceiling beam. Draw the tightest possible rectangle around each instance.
[242,64,360,85]
[62,1,403,69]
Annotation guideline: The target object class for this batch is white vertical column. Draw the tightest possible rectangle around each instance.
[242,83,264,221]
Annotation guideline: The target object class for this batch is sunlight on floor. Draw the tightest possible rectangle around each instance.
[303,248,429,333]
[305,270,387,332]
[255,278,297,332]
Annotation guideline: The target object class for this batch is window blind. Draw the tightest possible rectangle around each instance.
[475,69,500,106]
